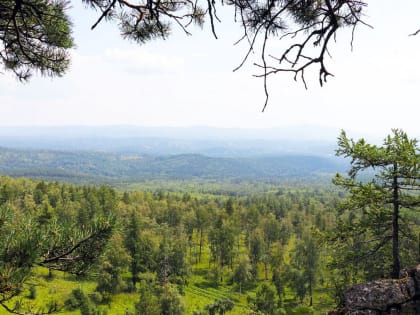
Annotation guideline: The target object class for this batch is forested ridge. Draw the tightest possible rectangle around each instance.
[0,147,345,183]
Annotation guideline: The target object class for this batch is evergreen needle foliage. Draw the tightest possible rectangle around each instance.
[331,129,420,279]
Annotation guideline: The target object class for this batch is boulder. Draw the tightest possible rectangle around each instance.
[345,278,415,312]
[329,265,420,315]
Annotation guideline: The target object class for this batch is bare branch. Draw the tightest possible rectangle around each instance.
[409,29,420,36]
[91,0,117,30]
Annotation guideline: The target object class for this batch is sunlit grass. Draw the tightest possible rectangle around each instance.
[0,234,335,315]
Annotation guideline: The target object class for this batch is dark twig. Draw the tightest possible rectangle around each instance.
[91,0,117,30]
[409,29,420,36]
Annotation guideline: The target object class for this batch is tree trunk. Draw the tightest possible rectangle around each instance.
[199,229,203,263]
[189,239,192,265]
[264,262,268,280]
[392,171,400,279]
[309,279,313,306]
[131,262,138,289]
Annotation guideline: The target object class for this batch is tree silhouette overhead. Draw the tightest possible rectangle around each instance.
[1,1,418,108]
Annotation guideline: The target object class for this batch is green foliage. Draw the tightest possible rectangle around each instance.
[124,211,143,288]
[271,268,285,302]
[135,282,185,315]
[289,230,319,305]
[0,147,343,183]
[65,288,91,312]
[332,129,420,279]
[208,213,236,270]
[0,0,74,80]
[204,299,234,315]
[225,198,235,216]
[0,175,354,314]
[232,255,252,294]
[249,230,264,279]
[253,283,280,315]
[135,282,161,315]
[0,177,116,313]
[156,234,189,286]
[96,233,130,298]
[160,285,185,315]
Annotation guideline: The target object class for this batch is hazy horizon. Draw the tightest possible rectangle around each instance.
[0,124,410,160]
[0,124,400,142]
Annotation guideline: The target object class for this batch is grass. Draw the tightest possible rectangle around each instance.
[0,266,335,315]
[0,237,335,315]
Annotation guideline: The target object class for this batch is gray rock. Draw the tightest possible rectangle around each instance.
[345,278,415,312]
[328,265,420,315]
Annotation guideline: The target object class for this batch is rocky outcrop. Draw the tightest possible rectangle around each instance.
[330,265,420,315]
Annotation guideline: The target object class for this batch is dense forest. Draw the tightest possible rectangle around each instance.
[0,171,417,314]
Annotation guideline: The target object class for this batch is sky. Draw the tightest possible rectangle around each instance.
[1,0,420,140]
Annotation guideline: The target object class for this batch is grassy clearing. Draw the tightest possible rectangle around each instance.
[0,235,335,315]
[0,263,334,315]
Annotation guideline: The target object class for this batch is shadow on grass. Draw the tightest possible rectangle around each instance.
[192,268,210,277]
[194,280,219,289]
[236,281,258,293]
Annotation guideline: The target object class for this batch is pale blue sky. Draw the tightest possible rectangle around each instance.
[1,0,420,139]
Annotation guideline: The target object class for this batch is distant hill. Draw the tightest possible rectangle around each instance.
[0,136,338,157]
[0,147,346,184]
[0,126,341,157]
